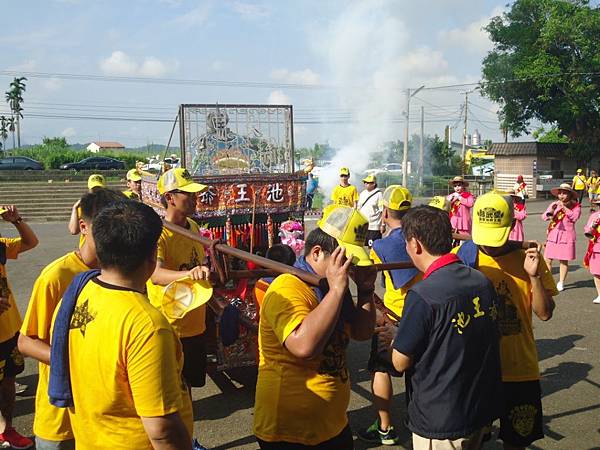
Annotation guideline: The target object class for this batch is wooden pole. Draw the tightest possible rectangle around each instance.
[163,220,539,284]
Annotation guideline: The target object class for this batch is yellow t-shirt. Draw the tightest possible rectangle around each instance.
[331,185,359,207]
[573,175,587,190]
[0,238,22,343]
[20,251,89,441]
[62,277,193,450]
[476,249,558,382]
[147,218,207,337]
[123,190,141,201]
[254,274,351,446]
[369,249,421,319]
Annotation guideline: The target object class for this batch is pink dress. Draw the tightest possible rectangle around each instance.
[447,191,474,234]
[509,205,527,241]
[583,212,600,275]
[542,201,581,261]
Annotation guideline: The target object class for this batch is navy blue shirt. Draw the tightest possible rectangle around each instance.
[393,256,502,439]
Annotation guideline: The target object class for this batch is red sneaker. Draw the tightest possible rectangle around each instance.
[0,428,33,449]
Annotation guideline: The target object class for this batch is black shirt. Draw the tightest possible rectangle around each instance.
[393,258,502,439]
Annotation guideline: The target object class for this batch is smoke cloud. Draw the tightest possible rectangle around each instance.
[313,0,410,196]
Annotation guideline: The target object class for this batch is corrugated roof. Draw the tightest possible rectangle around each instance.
[89,141,125,148]
[488,142,568,156]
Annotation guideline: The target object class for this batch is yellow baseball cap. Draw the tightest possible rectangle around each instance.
[318,205,372,266]
[339,167,350,176]
[87,174,106,190]
[362,174,376,183]
[577,168,583,173]
[472,191,514,247]
[161,277,213,320]
[126,168,142,182]
[429,195,450,211]
[158,168,208,195]
[380,185,412,211]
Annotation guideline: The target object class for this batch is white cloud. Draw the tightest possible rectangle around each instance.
[171,4,211,28]
[7,60,36,71]
[210,60,225,71]
[100,51,173,77]
[231,2,270,18]
[61,127,76,138]
[139,57,168,77]
[42,77,62,92]
[270,68,320,85]
[267,90,291,105]
[438,6,504,56]
[100,51,138,76]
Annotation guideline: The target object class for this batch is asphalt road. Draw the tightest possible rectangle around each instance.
[4,200,600,449]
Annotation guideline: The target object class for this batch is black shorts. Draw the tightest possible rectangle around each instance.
[0,333,24,382]
[499,380,544,447]
[365,230,382,248]
[257,424,353,449]
[367,330,402,377]
[181,333,207,388]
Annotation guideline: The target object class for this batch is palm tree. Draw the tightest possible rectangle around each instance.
[6,116,16,150]
[0,116,8,154]
[5,77,26,148]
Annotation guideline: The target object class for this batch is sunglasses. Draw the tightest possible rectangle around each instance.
[364,181,374,184]
[340,174,349,178]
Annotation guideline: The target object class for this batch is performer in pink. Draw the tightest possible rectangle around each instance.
[542,183,581,292]
[509,193,527,241]
[446,176,474,234]
[583,202,600,304]
[513,174,529,199]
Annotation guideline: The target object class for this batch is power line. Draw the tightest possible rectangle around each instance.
[7,69,600,93]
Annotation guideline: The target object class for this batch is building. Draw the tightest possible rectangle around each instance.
[488,142,575,199]
[86,141,125,153]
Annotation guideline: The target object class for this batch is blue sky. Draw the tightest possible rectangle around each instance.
[1,0,513,149]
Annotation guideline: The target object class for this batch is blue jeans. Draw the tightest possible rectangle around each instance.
[35,437,76,450]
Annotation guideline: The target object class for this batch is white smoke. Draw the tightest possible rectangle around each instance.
[314,0,410,196]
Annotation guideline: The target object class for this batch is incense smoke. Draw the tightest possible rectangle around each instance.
[314,0,409,196]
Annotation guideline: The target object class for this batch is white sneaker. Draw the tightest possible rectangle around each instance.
[593,296,600,304]
[556,281,564,292]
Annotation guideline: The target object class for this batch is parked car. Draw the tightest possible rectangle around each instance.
[0,156,44,170]
[59,156,125,170]
[365,163,405,176]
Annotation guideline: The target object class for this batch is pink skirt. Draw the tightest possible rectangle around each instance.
[589,252,600,276]
[544,241,576,261]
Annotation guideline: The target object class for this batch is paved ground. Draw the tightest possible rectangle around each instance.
[4,199,600,449]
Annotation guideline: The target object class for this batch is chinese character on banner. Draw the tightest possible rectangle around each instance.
[235,183,252,203]
[199,186,217,205]
[267,183,284,203]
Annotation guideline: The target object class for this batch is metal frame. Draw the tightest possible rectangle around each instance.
[178,104,294,175]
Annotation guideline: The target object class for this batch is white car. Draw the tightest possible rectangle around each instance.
[365,163,405,175]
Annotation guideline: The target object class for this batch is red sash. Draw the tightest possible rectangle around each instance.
[515,182,527,195]
[584,225,600,268]
[449,192,470,219]
[547,207,566,234]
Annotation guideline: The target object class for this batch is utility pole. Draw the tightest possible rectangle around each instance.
[461,88,478,175]
[419,106,424,190]
[402,85,425,187]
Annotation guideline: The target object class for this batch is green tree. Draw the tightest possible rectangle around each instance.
[532,125,569,143]
[5,77,26,148]
[430,135,461,176]
[481,0,600,162]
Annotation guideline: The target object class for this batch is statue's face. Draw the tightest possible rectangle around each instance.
[211,112,228,130]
